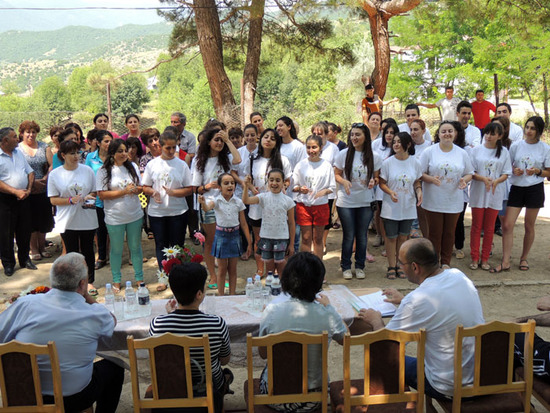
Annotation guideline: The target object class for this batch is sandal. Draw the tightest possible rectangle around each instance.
[40,251,53,258]
[366,253,376,263]
[156,284,168,292]
[480,263,491,271]
[519,259,529,271]
[88,288,98,296]
[396,266,406,279]
[240,251,250,261]
[386,266,397,280]
[148,232,154,240]
[112,283,121,294]
[207,283,218,289]
[490,264,511,274]
[469,262,479,270]
[31,253,42,261]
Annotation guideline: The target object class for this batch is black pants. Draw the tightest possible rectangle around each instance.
[61,229,96,284]
[149,213,187,271]
[0,194,31,268]
[43,359,124,413]
[95,207,108,262]
[454,202,467,250]
[185,195,198,239]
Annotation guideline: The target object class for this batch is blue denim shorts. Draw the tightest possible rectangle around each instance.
[257,238,288,262]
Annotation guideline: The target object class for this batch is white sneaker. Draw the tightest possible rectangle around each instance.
[355,268,365,279]
[343,269,353,280]
[455,249,465,259]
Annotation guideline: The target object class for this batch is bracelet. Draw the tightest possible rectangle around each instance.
[68,197,73,205]
[536,168,543,177]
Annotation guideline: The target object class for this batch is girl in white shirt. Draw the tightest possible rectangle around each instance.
[243,169,296,275]
[409,118,431,239]
[292,135,336,258]
[469,122,512,271]
[420,121,473,268]
[97,139,144,292]
[192,127,241,285]
[238,128,292,277]
[379,132,422,279]
[199,173,251,296]
[496,116,550,273]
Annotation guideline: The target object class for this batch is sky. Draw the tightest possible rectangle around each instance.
[0,0,167,32]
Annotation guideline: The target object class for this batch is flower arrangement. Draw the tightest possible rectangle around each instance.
[157,233,205,287]
[8,285,51,305]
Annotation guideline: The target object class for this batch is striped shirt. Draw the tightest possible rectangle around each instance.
[149,309,231,390]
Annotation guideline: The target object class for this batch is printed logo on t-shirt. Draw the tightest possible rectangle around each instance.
[68,182,83,196]
[517,155,533,173]
[352,164,369,186]
[435,162,459,184]
[395,173,413,192]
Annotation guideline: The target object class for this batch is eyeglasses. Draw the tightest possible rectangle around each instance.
[351,123,365,128]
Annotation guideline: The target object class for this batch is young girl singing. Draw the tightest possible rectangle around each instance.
[243,169,295,275]
[199,173,251,295]
[469,122,512,270]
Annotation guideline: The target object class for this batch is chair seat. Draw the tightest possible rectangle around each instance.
[517,366,550,405]
[244,379,323,413]
[435,392,526,413]
[329,379,416,413]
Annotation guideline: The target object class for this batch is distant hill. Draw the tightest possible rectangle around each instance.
[0,23,173,90]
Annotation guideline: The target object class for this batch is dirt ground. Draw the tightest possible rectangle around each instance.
[2,195,550,411]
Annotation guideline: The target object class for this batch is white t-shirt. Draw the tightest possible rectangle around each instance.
[413,139,431,159]
[280,139,307,169]
[464,125,482,148]
[509,140,550,187]
[234,146,259,198]
[142,157,192,217]
[379,156,422,220]
[469,145,512,209]
[399,123,432,142]
[420,144,474,213]
[211,195,245,228]
[436,97,461,121]
[509,122,523,143]
[321,140,339,166]
[47,164,99,233]
[372,139,393,201]
[239,155,292,220]
[191,155,233,200]
[96,163,143,226]
[257,192,295,239]
[386,269,485,397]
[334,149,382,208]
[292,158,336,206]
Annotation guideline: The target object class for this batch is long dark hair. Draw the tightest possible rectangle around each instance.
[492,116,511,149]
[195,128,231,174]
[381,123,399,149]
[102,139,140,189]
[434,121,465,149]
[482,122,504,159]
[390,132,415,156]
[251,129,284,178]
[276,116,298,140]
[344,124,374,181]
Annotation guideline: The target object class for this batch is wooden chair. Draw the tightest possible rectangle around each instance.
[0,340,64,413]
[244,330,329,413]
[127,333,215,413]
[426,320,535,413]
[329,328,426,413]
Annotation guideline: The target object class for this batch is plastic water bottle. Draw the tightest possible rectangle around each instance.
[253,275,263,310]
[138,282,151,316]
[265,271,274,292]
[245,277,254,306]
[104,283,115,312]
[271,274,281,296]
[125,281,138,316]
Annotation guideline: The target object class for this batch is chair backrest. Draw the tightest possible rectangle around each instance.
[452,320,535,412]
[342,328,426,413]
[246,330,329,412]
[0,340,64,413]
[127,333,215,413]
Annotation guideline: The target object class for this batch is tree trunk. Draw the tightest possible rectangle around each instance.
[194,0,237,124]
[543,72,549,129]
[522,81,538,115]
[242,0,265,125]
[361,0,422,99]
[494,73,499,106]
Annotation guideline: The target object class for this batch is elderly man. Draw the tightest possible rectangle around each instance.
[0,253,123,413]
[0,126,36,276]
[358,238,485,401]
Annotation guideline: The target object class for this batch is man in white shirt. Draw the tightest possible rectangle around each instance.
[456,101,481,148]
[0,253,123,412]
[398,104,432,142]
[496,103,523,143]
[358,238,485,401]
[0,127,36,276]
[417,86,462,121]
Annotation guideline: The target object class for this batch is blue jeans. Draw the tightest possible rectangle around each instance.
[405,356,450,401]
[149,213,187,271]
[337,206,373,271]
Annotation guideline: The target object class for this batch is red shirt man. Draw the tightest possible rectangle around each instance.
[471,90,496,129]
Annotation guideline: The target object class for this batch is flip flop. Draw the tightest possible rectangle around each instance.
[366,253,376,263]
[490,264,511,274]
[207,283,218,289]
[519,260,529,271]
[112,283,121,294]
[88,288,98,296]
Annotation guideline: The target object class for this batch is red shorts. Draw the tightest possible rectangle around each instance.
[296,202,330,226]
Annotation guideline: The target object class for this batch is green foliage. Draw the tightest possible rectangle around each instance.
[31,76,72,112]
[111,74,151,116]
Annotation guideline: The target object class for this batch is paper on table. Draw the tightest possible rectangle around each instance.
[358,290,396,317]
